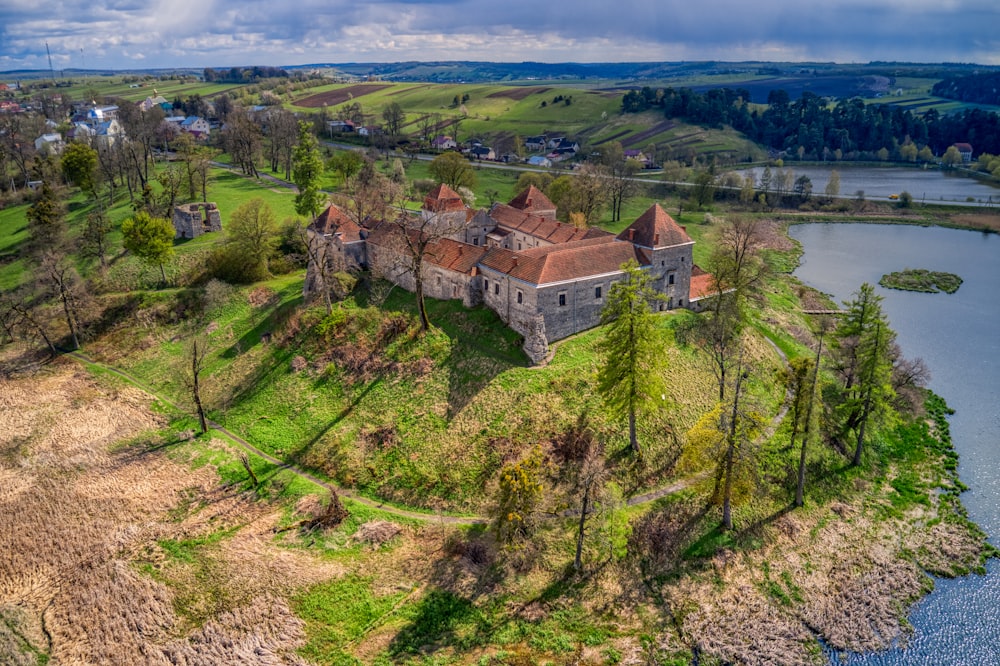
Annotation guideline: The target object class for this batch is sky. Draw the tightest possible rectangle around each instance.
[2,0,999,72]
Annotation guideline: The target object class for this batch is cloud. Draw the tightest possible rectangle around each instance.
[1,0,998,70]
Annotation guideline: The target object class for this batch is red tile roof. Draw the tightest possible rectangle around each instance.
[507,185,557,217]
[490,204,610,245]
[616,204,692,248]
[367,223,485,274]
[426,237,488,273]
[310,204,365,243]
[480,236,646,286]
[424,183,468,213]
[689,265,717,301]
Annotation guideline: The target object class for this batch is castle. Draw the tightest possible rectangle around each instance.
[305,184,715,363]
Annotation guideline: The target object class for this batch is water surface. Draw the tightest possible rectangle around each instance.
[790,223,1000,664]
[736,166,1000,204]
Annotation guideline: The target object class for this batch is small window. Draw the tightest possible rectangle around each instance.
[473,237,479,246]
[668,273,675,285]
[494,283,500,295]
[679,299,684,307]
[595,286,602,299]
[661,261,665,266]
[558,293,566,307]
[484,279,489,292]
[517,242,522,250]
[517,290,523,304]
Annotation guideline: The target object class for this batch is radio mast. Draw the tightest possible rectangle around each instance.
[46,42,55,82]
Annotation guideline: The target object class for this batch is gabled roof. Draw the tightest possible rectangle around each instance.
[367,223,486,275]
[424,183,468,213]
[616,204,692,249]
[425,237,488,273]
[310,204,366,243]
[507,185,556,215]
[480,235,645,286]
[490,204,610,245]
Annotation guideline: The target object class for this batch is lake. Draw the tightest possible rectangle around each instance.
[789,223,1000,665]
[736,165,1000,204]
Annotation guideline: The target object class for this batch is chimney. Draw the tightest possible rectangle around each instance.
[511,257,518,268]
[628,228,635,241]
[653,233,660,245]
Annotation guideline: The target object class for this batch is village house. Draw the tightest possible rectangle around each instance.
[305,184,706,363]
[327,119,356,133]
[179,116,211,138]
[953,142,974,164]
[525,136,547,151]
[431,135,458,150]
[34,133,65,155]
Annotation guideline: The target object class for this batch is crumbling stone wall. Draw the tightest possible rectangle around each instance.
[172,202,222,239]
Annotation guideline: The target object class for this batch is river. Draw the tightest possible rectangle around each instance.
[736,165,1000,205]
[789,223,1000,665]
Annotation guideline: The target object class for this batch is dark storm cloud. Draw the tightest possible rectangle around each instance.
[1,0,998,70]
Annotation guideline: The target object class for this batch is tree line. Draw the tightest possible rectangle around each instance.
[202,66,289,83]
[932,71,1000,106]
[622,85,1000,159]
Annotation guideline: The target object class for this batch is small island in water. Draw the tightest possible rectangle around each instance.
[880,268,963,294]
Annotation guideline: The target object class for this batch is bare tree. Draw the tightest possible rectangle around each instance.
[0,289,57,357]
[222,109,262,177]
[264,108,299,180]
[38,251,86,350]
[598,142,641,222]
[185,336,210,434]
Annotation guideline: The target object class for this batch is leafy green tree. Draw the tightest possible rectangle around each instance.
[824,169,841,198]
[428,151,476,191]
[121,211,175,286]
[598,259,665,455]
[61,142,99,197]
[25,181,67,258]
[897,191,913,208]
[942,145,963,167]
[214,198,279,282]
[493,446,547,548]
[328,150,364,187]
[684,350,765,530]
[292,122,326,221]
[831,283,896,467]
[690,170,716,209]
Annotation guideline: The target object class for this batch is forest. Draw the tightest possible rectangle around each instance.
[621,85,1000,159]
[932,71,1000,105]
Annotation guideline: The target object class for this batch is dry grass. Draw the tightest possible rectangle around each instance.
[0,358,338,665]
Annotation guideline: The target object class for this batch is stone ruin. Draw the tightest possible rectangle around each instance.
[172,202,222,239]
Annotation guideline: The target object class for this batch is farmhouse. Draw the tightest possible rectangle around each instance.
[305,184,705,363]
